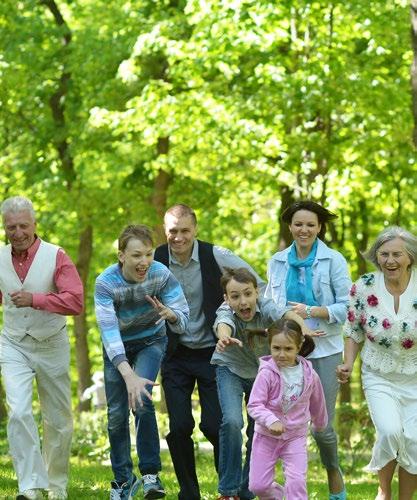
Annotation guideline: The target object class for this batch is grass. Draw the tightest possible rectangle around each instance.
[0,431,395,500]
[0,402,411,500]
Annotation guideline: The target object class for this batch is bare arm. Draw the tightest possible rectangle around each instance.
[215,323,242,352]
[336,338,362,383]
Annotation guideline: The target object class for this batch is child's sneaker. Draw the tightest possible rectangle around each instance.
[141,474,165,499]
[110,474,140,500]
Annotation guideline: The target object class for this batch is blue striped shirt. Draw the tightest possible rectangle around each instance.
[95,260,189,366]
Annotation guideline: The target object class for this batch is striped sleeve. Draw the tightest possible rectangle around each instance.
[94,273,127,366]
[157,269,189,334]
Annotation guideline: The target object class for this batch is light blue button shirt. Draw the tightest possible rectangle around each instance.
[168,240,265,349]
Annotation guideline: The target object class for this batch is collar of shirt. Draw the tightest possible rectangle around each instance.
[168,239,200,266]
[11,235,40,261]
[11,236,41,283]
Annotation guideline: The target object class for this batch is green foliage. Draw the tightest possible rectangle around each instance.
[1,0,417,416]
[71,409,110,461]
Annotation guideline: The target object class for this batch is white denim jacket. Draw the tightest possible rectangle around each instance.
[265,239,351,358]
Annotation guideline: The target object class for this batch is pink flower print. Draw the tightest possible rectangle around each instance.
[401,338,414,350]
[350,284,357,297]
[347,309,355,322]
[290,395,298,401]
[382,319,392,330]
[366,333,376,342]
[367,295,379,307]
[359,313,367,326]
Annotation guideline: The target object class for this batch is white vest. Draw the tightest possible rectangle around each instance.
[0,240,67,341]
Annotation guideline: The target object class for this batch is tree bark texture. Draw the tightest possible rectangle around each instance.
[410,0,417,147]
[152,137,172,246]
[74,225,93,412]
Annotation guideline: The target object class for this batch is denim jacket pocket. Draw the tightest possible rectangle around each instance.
[271,280,287,307]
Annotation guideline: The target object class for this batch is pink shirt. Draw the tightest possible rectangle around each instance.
[0,237,83,315]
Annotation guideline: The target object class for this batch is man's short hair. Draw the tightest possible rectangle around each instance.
[164,204,197,225]
[1,196,36,222]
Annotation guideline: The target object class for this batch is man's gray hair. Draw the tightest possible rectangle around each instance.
[1,196,36,221]
[364,226,417,268]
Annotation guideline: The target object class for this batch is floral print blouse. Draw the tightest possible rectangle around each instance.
[344,270,417,374]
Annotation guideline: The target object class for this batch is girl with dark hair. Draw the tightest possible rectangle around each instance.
[266,200,351,500]
[247,319,328,500]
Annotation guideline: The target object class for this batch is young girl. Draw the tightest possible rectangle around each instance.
[211,268,318,500]
[247,319,328,500]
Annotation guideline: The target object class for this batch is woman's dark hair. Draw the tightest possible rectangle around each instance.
[281,200,337,240]
[245,318,315,357]
[220,267,258,293]
[118,224,153,254]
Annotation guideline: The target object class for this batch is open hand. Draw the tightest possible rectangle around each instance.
[146,295,177,324]
[216,336,243,352]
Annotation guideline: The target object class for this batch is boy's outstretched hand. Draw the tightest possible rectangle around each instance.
[216,336,243,352]
[145,294,177,324]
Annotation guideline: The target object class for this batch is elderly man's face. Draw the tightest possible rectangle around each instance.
[3,210,36,255]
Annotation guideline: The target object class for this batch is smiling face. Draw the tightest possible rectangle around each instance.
[118,238,153,283]
[376,237,411,285]
[164,213,197,264]
[3,210,36,255]
[289,209,321,255]
[270,331,301,368]
[224,278,259,322]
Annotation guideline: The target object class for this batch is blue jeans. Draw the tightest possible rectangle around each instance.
[103,333,167,483]
[216,365,255,499]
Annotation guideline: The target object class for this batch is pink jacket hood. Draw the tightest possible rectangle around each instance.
[247,355,328,439]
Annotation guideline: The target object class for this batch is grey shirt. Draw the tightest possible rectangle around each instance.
[211,296,285,379]
[167,240,265,349]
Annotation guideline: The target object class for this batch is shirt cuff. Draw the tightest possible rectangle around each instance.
[326,306,336,324]
[31,293,45,310]
[112,354,128,368]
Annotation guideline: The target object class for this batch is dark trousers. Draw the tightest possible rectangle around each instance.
[161,345,221,500]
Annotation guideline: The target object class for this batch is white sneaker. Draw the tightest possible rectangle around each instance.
[16,490,44,500]
[47,490,68,499]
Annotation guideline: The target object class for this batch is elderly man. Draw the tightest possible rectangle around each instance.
[154,204,264,500]
[0,196,83,500]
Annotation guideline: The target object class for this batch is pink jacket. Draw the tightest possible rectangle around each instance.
[247,355,328,440]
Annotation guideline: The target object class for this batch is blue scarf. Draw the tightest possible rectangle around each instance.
[286,240,319,306]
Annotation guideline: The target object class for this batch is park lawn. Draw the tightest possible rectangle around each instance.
[0,446,384,500]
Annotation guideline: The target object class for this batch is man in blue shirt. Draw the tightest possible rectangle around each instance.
[154,205,264,500]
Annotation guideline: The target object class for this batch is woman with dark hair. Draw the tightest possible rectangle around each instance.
[265,200,351,500]
[338,226,417,500]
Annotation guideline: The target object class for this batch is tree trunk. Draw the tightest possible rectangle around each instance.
[152,137,172,245]
[277,186,295,250]
[410,0,417,147]
[74,224,93,412]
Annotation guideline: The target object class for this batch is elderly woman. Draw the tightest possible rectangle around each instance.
[337,227,417,500]
[265,200,351,500]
